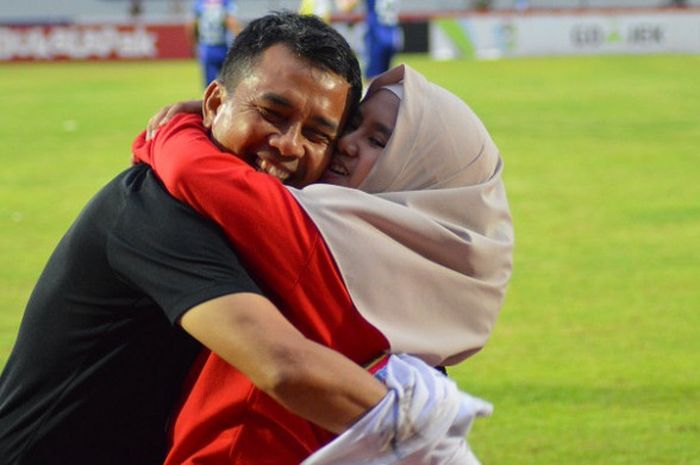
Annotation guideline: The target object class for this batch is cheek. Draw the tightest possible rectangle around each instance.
[359,149,383,175]
[349,148,382,187]
[306,147,333,177]
[212,116,254,153]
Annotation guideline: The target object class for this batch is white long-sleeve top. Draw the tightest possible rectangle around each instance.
[302,354,493,465]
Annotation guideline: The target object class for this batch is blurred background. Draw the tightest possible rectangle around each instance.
[2,0,700,64]
[1,1,699,464]
[2,0,700,22]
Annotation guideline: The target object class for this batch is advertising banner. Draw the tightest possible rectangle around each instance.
[431,11,700,59]
[0,23,191,62]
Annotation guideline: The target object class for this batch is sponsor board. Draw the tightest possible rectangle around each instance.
[0,23,191,61]
[431,11,700,59]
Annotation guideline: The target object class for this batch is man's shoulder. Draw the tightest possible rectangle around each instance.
[110,165,230,249]
[74,164,184,239]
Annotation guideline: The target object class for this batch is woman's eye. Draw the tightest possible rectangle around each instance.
[369,137,386,148]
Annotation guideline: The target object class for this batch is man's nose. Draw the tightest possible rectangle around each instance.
[270,123,304,160]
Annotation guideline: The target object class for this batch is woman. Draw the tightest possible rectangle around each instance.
[133,64,513,464]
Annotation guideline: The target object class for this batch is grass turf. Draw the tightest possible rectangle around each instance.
[1,54,699,463]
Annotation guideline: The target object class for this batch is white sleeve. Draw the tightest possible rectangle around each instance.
[302,354,493,465]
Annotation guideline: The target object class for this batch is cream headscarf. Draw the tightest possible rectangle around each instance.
[289,65,513,366]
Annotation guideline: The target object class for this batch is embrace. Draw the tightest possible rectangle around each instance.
[0,11,513,465]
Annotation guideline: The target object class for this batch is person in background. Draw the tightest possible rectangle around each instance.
[299,0,357,23]
[299,0,333,22]
[129,0,144,18]
[188,0,241,87]
[362,0,402,80]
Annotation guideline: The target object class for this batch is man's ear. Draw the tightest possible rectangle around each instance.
[202,80,226,128]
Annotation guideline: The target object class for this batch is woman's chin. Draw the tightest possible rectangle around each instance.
[320,171,349,187]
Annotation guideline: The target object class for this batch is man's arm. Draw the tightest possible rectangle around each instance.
[180,293,387,434]
[109,167,385,434]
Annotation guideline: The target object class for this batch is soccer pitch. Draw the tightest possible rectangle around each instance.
[1,54,699,464]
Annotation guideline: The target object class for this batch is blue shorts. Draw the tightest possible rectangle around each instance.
[364,27,399,79]
[198,44,228,87]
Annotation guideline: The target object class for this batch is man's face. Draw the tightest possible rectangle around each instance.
[203,44,352,188]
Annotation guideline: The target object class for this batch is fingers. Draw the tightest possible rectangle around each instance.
[146,105,173,140]
[146,100,204,141]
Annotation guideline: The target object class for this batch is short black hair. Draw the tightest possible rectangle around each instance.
[219,11,362,114]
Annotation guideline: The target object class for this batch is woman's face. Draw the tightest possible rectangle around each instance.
[321,89,400,188]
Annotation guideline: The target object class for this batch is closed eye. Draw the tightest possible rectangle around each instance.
[369,136,386,148]
[369,122,392,148]
[304,128,333,146]
[259,106,285,124]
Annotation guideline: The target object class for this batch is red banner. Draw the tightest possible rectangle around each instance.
[0,23,193,62]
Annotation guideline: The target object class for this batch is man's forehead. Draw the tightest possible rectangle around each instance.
[253,44,349,86]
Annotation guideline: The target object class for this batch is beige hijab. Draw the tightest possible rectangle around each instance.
[289,65,513,366]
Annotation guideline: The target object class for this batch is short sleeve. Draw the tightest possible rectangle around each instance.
[108,169,260,324]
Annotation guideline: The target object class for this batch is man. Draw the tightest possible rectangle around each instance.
[189,0,241,87]
[334,0,401,79]
[364,0,402,79]
[0,13,386,465]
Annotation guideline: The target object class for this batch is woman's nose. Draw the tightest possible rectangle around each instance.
[337,132,358,158]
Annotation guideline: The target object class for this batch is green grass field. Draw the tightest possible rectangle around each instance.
[1,54,699,464]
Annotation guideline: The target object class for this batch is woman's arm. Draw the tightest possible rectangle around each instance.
[133,114,317,292]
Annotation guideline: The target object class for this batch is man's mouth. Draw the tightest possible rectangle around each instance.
[327,159,349,176]
[256,157,292,182]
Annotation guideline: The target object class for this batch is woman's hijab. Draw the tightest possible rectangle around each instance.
[289,65,514,366]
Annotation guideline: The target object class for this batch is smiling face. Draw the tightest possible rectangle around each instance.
[321,89,400,188]
[203,43,352,188]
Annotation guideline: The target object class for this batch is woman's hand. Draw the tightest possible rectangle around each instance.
[146,100,203,140]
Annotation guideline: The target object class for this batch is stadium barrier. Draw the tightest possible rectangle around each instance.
[1,8,698,62]
[427,9,700,59]
[0,23,190,61]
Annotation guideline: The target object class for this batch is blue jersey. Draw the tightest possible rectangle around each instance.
[366,0,399,30]
[364,0,401,78]
[193,0,237,47]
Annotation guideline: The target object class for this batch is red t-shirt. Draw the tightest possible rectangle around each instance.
[132,114,389,464]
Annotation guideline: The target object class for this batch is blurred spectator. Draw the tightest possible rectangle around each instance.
[299,0,333,22]
[299,0,357,23]
[129,0,144,17]
[363,0,402,80]
[189,0,241,87]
